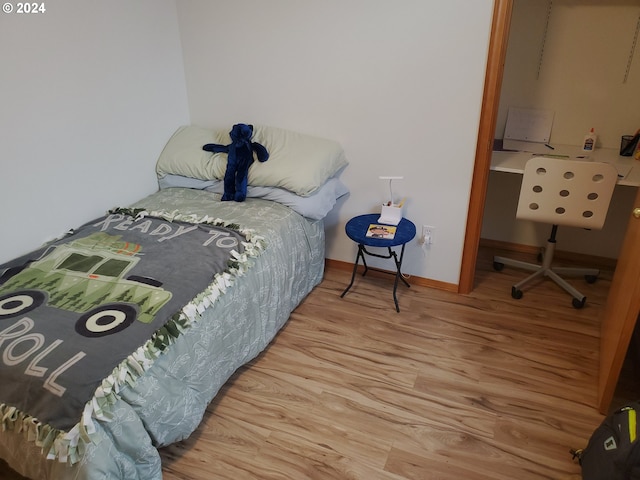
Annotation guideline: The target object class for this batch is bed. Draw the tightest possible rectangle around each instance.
[0,124,348,479]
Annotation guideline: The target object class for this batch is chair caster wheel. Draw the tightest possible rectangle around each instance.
[511,287,523,299]
[493,261,504,271]
[585,275,598,284]
[572,297,586,309]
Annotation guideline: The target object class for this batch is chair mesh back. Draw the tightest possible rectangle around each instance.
[516,157,617,230]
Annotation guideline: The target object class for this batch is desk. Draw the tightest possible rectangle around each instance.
[340,214,416,312]
[491,144,640,187]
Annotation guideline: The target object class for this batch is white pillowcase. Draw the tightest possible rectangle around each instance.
[156,125,349,197]
[155,125,227,181]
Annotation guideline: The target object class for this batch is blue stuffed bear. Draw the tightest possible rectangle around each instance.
[203,124,269,202]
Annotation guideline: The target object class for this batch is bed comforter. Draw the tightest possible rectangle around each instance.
[0,187,325,480]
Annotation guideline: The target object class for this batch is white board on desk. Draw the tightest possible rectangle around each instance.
[504,107,554,143]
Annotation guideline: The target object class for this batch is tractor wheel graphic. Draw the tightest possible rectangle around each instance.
[75,304,138,337]
[0,290,46,319]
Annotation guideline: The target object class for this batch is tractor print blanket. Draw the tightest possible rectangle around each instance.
[0,208,262,454]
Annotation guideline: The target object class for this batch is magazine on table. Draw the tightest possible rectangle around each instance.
[366,224,396,239]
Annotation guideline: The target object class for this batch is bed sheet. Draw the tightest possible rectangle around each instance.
[0,187,325,480]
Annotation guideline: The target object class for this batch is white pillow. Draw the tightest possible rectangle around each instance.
[155,125,227,180]
[209,124,348,196]
[157,125,348,197]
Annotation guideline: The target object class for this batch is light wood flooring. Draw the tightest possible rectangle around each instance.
[2,246,639,479]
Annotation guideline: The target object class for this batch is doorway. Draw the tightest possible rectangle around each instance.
[460,0,640,413]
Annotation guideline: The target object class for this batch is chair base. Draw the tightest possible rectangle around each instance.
[493,235,598,309]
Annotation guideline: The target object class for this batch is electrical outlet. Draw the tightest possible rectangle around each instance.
[420,225,435,245]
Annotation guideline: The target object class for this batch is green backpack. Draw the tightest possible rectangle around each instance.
[573,403,640,480]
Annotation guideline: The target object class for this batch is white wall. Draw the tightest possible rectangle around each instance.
[176,0,494,285]
[482,0,640,258]
[0,0,190,264]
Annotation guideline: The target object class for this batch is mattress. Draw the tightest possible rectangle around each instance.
[0,187,325,480]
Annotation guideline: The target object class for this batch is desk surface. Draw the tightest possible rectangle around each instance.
[491,144,640,187]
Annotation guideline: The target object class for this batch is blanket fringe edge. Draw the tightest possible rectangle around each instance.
[0,208,266,466]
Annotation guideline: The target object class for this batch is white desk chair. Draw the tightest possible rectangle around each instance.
[493,156,618,309]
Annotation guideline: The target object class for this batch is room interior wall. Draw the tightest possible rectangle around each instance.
[482,0,640,258]
[176,0,494,286]
[0,0,190,264]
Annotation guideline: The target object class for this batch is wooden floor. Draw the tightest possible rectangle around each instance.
[2,246,639,479]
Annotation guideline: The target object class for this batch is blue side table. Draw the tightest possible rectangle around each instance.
[340,213,416,312]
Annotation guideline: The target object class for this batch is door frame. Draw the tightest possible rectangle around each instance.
[459,0,513,295]
[597,187,640,412]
